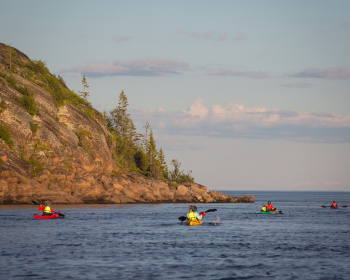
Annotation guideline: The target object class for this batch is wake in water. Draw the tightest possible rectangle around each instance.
[208,214,220,226]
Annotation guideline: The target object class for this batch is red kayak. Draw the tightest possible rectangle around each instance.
[34,211,64,219]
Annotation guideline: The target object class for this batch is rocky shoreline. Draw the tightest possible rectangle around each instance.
[0,43,255,205]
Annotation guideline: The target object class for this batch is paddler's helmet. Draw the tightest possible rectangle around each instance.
[263,203,267,206]
[333,200,336,203]
[45,200,52,206]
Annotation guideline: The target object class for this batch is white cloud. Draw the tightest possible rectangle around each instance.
[131,99,350,143]
[186,98,208,117]
[60,59,190,77]
[206,69,270,78]
[289,67,350,80]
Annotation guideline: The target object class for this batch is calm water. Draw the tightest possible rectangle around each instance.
[0,191,349,280]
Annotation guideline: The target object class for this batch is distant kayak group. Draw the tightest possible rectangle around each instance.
[177,200,347,226]
[35,200,346,223]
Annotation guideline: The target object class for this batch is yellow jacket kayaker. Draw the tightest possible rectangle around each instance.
[38,201,55,216]
[187,205,205,221]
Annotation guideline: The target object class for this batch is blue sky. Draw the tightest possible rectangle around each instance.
[1,0,350,191]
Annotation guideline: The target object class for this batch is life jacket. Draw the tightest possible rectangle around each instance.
[331,203,338,207]
[187,211,197,221]
[44,206,52,213]
[261,206,267,211]
[267,204,274,210]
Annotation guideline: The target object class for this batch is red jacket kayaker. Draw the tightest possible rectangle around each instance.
[38,201,55,216]
[331,201,338,207]
[266,201,275,211]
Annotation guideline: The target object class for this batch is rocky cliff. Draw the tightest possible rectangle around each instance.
[0,43,254,205]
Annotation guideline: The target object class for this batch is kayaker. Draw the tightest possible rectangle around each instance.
[331,201,338,208]
[261,203,267,212]
[187,205,205,221]
[38,201,55,216]
[266,201,276,211]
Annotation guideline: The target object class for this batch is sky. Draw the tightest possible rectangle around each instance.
[1,0,350,191]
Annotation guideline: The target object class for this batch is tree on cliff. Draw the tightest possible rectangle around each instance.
[78,75,89,101]
[106,90,193,183]
[110,91,134,138]
[147,129,162,179]
[169,159,194,184]
[158,148,168,179]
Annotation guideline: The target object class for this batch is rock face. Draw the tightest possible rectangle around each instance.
[0,43,254,205]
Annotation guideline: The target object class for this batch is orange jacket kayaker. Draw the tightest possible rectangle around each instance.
[331,201,338,207]
[38,201,55,216]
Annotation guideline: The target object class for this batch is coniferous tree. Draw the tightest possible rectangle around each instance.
[78,75,89,101]
[143,121,150,152]
[147,129,156,170]
[158,148,168,179]
[110,91,131,137]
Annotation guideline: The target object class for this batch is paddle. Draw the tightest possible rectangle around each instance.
[321,205,347,208]
[178,209,217,221]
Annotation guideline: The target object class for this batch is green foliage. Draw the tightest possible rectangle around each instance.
[0,100,8,114]
[28,155,45,177]
[169,159,194,184]
[0,71,6,79]
[134,150,149,174]
[64,161,72,172]
[84,108,95,119]
[6,75,17,88]
[17,85,38,116]
[105,91,192,182]
[24,60,49,74]
[78,75,89,101]
[34,140,48,151]
[22,59,90,110]
[30,122,39,133]
[0,124,13,147]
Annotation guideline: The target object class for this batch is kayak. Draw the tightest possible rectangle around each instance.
[261,211,282,214]
[331,206,338,209]
[186,220,203,226]
[34,212,64,219]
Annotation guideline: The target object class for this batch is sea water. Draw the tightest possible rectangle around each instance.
[0,191,349,280]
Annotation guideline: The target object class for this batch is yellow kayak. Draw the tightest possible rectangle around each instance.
[186,220,203,226]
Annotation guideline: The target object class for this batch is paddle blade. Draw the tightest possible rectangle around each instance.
[178,216,186,221]
[341,205,347,207]
[205,209,217,213]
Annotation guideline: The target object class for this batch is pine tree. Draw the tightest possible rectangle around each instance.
[143,121,150,152]
[147,129,156,168]
[110,91,131,137]
[78,75,89,101]
[158,148,168,178]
